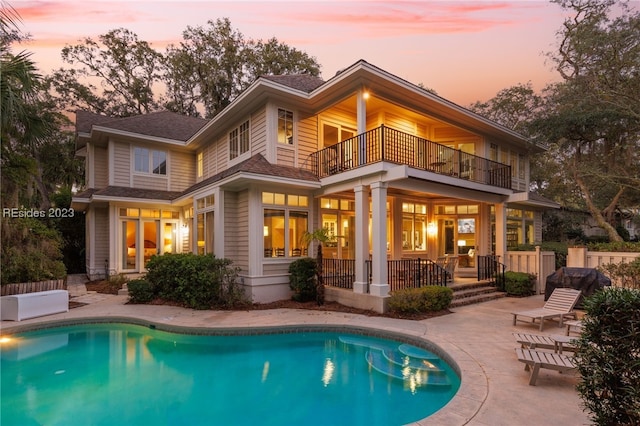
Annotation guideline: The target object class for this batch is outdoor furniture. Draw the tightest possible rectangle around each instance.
[513,332,577,354]
[512,288,581,331]
[564,319,584,336]
[445,256,458,283]
[515,347,576,386]
[1,290,69,321]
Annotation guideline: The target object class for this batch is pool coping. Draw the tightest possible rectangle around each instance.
[1,315,486,425]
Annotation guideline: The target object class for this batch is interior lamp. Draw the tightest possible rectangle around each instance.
[457,239,466,247]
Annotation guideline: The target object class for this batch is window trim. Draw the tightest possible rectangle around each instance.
[133,147,167,176]
[229,119,251,161]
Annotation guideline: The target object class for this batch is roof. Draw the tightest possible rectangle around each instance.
[260,74,325,93]
[74,186,183,201]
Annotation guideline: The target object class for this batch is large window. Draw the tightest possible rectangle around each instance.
[263,192,308,257]
[402,203,427,251]
[278,109,293,145]
[195,195,215,254]
[229,120,250,160]
[134,147,166,175]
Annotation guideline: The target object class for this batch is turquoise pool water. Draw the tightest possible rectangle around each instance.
[1,323,460,426]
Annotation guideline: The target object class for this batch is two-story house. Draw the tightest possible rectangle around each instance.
[73,60,556,312]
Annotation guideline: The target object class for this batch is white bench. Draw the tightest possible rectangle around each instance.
[1,290,69,321]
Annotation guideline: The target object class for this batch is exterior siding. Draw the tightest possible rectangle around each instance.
[113,142,130,187]
[170,150,195,191]
[276,146,295,167]
[383,112,417,134]
[296,114,318,168]
[94,206,109,275]
[132,174,169,191]
[251,108,267,156]
[94,146,109,188]
[223,190,249,272]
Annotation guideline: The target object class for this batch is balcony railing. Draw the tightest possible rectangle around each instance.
[305,125,512,189]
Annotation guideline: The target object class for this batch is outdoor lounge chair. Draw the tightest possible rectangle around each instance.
[515,347,576,386]
[512,288,581,331]
[513,332,577,354]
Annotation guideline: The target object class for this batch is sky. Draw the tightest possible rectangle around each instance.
[8,0,581,106]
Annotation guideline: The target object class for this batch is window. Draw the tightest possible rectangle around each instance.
[197,152,203,178]
[229,120,250,160]
[278,109,294,144]
[402,203,427,251]
[263,192,309,257]
[195,195,215,254]
[134,147,167,175]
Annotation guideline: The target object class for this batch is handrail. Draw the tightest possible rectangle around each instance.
[305,125,511,189]
[478,255,506,291]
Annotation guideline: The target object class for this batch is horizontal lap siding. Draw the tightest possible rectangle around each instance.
[94,146,109,187]
[224,190,249,273]
[113,142,130,186]
[170,150,195,191]
[133,174,168,191]
[296,115,318,168]
[94,207,109,270]
[384,112,417,135]
[277,147,295,167]
[251,108,267,156]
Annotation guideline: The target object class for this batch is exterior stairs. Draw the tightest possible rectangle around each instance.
[449,280,506,308]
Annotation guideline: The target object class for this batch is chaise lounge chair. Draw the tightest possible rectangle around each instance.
[512,288,582,331]
[515,347,576,386]
[513,332,577,354]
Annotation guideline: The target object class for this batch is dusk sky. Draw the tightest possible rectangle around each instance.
[7,1,601,106]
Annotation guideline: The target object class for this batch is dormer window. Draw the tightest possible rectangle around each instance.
[278,109,294,145]
[134,147,166,175]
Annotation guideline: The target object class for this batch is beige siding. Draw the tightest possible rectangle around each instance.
[94,206,109,271]
[383,112,416,134]
[433,126,477,141]
[263,263,291,275]
[113,142,130,187]
[320,110,357,131]
[133,174,169,190]
[223,190,249,272]
[251,108,267,156]
[94,146,109,188]
[296,114,318,168]
[170,150,195,191]
[277,147,295,167]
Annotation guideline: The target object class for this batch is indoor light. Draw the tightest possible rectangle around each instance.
[427,222,437,236]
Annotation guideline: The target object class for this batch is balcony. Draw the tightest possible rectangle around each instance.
[305,125,512,189]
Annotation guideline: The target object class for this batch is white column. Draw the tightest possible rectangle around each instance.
[357,89,367,165]
[353,185,369,293]
[213,188,224,256]
[370,181,389,297]
[495,202,507,265]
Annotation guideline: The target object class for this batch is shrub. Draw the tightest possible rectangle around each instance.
[575,288,640,426]
[504,271,535,296]
[587,241,640,253]
[598,257,640,290]
[144,253,248,309]
[288,257,317,302]
[127,279,154,304]
[388,286,453,314]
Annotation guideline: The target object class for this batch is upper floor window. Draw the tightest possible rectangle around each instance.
[229,120,250,160]
[134,147,166,175]
[278,109,294,145]
[197,152,203,178]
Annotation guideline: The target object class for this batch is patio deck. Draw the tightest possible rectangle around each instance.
[1,289,588,426]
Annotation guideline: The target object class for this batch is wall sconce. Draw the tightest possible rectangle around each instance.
[427,222,437,236]
[264,226,269,237]
[181,223,189,234]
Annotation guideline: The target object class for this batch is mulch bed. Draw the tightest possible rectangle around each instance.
[84,280,450,321]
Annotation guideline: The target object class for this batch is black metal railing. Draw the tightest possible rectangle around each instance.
[305,125,511,189]
[322,258,355,289]
[477,255,506,291]
[364,258,448,291]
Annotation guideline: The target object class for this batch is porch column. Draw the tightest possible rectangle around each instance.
[353,185,369,293]
[357,89,367,166]
[370,181,389,297]
[495,202,507,264]
[213,188,224,256]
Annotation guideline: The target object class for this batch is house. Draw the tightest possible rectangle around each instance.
[72,60,556,312]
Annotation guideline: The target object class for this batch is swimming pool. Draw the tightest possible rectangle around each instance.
[1,322,460,426]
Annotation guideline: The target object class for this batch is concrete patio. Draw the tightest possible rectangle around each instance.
[0,291,590,426]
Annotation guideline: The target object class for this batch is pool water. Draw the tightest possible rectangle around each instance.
[1,323,460,426]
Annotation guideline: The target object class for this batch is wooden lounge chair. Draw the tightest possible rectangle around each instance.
[513,332,577,354]
[512,288,581,331]
[515,347,576,386]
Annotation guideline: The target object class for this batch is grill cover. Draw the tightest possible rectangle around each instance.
[545,267,611,309]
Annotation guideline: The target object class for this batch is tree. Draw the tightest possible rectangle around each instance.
[302,228,335,305]
[50,28,163,116]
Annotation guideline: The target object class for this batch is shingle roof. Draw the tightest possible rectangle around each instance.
[183,153,319,195]
[76,110,208,142]
[260,74,325,93]
[75,186,183,201]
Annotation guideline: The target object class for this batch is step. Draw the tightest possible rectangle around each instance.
[398,343,440,360]
[366,350,452,386]
[338,335,399,352]
[382,348,443,371]
[452,285,500,300]
[450,291,507,308]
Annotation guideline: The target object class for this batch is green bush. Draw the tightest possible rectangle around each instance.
[587,241,640,253]
[127,279,154,304]
[288,257,317,302]
[575,288,640,426]
[504,271,535,296]
[144,253,248,309]
[388,286,453,314]
[598,258,640,289]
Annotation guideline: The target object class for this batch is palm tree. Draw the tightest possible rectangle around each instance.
[301,228,334,305]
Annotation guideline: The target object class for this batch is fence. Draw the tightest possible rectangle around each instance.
[1,279,66,296]
[506,247,556,294]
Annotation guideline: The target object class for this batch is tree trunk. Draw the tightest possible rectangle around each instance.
[575,173,623,242]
